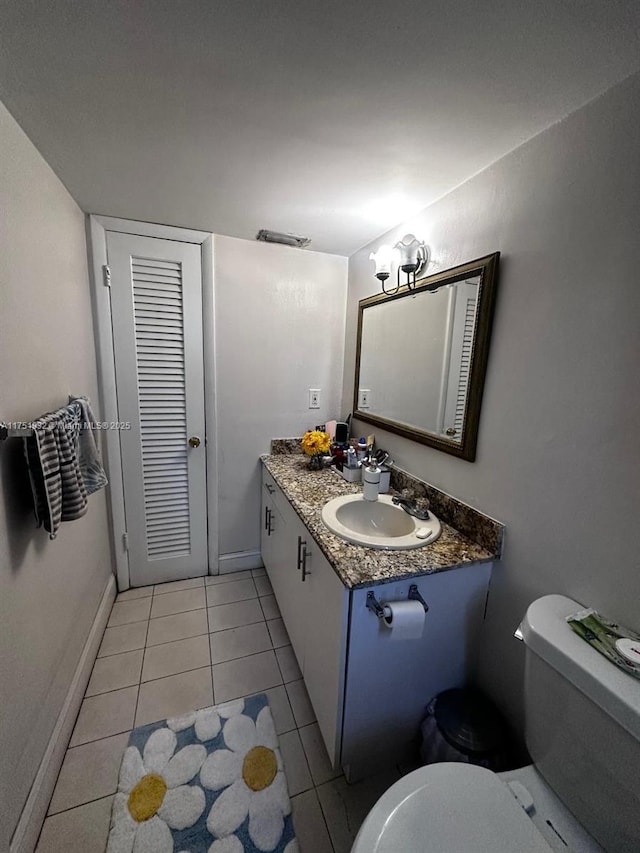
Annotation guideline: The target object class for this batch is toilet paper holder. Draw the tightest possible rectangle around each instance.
[366,584,429,618]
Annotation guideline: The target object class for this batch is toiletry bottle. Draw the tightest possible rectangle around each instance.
[363,464,381,501]
[357,437,367,463]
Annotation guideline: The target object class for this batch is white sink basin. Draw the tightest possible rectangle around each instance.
[321,494,441,550]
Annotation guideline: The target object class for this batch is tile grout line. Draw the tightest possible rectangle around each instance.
[286,725,314,796]
[211,643,280,668]
[66,723,134,750]
[98,616,150,657]
[205,579,215,704]
[274,647,288,685]
[115,593,153,602]
[313,785,338,853]
[153,579,205,595]
[141,658,213,685]
[100,627,212,658]
[209,616,266,634]
[132,586,155,728]
[90,646,145,669]
[149,604,208,621]
[88,651,217,696]
[85,680,140,699]
[146,627,210,648]
[117,572,261,604]
[206,595,259,610]
[110,600,210,630]
[47,791,118,819]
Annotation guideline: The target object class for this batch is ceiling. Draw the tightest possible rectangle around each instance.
[1,1,639,256]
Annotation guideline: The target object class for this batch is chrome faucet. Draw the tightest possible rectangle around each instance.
[391,495,431,520]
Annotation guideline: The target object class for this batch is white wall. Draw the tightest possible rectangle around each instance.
[214,236,348,562]
[0,102,113,847]
[342,71,640,730]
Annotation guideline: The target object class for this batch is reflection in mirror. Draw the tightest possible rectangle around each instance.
[358,276,480,440]
[354,253,499,461]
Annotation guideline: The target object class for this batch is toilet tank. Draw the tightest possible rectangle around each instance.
[520,595,640,853]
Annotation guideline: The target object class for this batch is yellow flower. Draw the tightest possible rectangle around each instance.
[301,430,331,456]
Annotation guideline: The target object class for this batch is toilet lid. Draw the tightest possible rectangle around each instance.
[352,763,554,853]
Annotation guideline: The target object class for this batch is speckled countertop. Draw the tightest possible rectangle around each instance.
[261,451,502,589]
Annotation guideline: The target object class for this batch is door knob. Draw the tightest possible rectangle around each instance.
[188,436,201,448]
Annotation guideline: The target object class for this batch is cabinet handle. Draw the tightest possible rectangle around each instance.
[265,506,274,535]
[265,483,275,494]
[301,544,311,581]
[267,510,274,536]
[296,535,306,571]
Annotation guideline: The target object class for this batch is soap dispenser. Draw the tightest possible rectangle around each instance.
[363,464,381,501]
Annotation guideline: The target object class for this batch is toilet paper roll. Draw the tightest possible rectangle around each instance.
[382,600,426,640]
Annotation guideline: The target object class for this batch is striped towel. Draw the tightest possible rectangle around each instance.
[24,404,88,539]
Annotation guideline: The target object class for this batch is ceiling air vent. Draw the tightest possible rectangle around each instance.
[256,229,311,249]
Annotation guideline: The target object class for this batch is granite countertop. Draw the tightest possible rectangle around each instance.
[261,452,500,589]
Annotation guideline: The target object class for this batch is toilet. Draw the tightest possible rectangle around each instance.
[352,595,640,852]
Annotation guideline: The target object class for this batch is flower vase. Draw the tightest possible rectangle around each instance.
[308,453,324,471]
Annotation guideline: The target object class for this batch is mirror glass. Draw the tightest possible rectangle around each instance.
[354,253,499,461]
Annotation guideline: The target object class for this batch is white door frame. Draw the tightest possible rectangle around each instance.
[87,215,219,590]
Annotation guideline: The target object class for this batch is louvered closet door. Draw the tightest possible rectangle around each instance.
[107,232,207,586]
[442,279,479,442]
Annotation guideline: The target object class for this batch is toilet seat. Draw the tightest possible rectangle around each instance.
[351,763,554,853]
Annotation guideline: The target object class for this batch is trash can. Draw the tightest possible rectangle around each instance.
[420,687,509,771]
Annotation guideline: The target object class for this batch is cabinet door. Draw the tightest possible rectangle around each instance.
[261,471,290,594]
[261,490,295,641]
[273,515,307,669]
[260,469,306,666]
[297,520,349,766]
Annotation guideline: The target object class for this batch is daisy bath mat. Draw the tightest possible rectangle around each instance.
[107,693,298,853]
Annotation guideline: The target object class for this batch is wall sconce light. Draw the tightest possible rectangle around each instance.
[370,234,428,294]
[369,244,394,286]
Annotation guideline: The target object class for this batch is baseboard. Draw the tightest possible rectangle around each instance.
[10,574,117,853]
[217,549,263,573]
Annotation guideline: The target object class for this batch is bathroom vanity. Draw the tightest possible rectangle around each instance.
[261,450,503,780]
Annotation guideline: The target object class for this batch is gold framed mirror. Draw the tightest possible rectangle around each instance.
[353,252,500,461]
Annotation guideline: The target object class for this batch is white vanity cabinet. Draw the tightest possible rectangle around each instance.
[261,470,349,763]
[260,466,493,781]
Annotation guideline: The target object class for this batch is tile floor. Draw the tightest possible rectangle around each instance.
[36,569,406,852]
